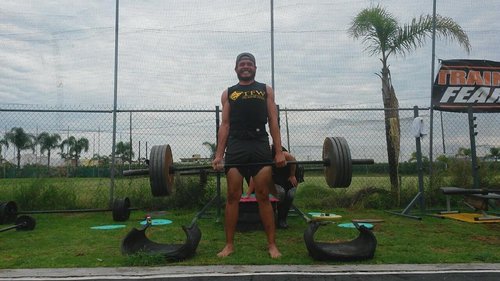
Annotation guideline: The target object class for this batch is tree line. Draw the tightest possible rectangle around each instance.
[0,127,134,169]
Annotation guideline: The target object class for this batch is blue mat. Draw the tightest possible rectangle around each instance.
[338,222,374,229]
[140,219,173,226]
[90,224,126,230]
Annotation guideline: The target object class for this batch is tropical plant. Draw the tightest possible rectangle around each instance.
[456,147,471,158]
[37,132,61,168]
[92,153,110,166]
[0,137,8,164]
[59,136,89,167]
[348,5,471,201]
[115,141,134,164]
[202,141,216,159]
[408,151,429,163]
[435,154,450,170]
[488,147,499,162]
[4,127,36,169]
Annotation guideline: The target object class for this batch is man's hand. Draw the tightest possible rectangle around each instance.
[274,151,286,168]
[212,157,224,171]
[288,175,298,187]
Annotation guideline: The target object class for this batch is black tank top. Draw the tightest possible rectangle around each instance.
[228,81,268,138]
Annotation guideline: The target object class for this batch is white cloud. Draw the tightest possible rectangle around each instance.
[0,0,499,109]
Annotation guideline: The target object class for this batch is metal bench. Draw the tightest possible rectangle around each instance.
[440,187,500,221]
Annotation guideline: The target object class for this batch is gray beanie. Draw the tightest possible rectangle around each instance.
[235,52,256,66]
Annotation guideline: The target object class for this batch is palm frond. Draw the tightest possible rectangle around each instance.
[390,14,470,56]
[348,5,399,56]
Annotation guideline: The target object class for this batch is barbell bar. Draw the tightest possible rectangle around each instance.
[20,197,136,222]
[123,137,375,197]
[0,215,36,233]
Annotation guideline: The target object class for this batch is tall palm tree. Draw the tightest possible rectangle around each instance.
[408,151,429,163]
[456,147,471,158]
[60,136,89,167]
[348,5,471,200]
[37,132,61,168]
[488,147,499,162]
[202,141,216,159]
[115,141,134,164]
[4,127,36,169]
[0,137,8,164]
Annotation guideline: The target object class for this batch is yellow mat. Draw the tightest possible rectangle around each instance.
[437,212,500,223]
[308,212,342,221]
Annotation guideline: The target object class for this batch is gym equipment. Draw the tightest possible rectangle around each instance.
[0,215,36,233]
[307,212,343,221]
[90,225,127,230]
[291,205,377,261]
[18,197,134,222]
[121,216,201,261]
[139,219,173,226]
[123,137,375,197]
[304,221,377,261]
[0,201,18,224]
[440,187,500,221]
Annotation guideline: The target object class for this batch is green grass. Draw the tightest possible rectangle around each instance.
[1,208,500,268]
[1,176,499,268]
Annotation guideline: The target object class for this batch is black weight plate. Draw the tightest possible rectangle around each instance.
[15,215,36,231]
[112,197,131,222]
[334,137,352,187]
[323,137,339,188]
[0,201,18,224]
[150,145,174,197]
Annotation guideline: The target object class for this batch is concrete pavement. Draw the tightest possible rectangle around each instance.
[1,263,500,281]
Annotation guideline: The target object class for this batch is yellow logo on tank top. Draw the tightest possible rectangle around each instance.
[230,90,265,101]
[230,91,243,100]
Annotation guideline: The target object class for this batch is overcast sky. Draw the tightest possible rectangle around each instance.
[1,0,499,110]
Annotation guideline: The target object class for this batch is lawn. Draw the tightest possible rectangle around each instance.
[1,176,499,268]
[1,207,499,268]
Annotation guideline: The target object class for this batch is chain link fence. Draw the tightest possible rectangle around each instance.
[1,105,498,205]
[2,1,500,209]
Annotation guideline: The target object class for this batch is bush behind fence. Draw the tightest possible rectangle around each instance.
[1,105,499,209]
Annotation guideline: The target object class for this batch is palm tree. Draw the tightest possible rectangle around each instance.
[4,127,36,169]
[408,151,429,163]
[456,147,471,158]
[436,154,449,170]
[348,5,470,200]
[37,132,61,168]
[60,136,89,167]
[115,141,134,164]
[202,141,216,159]
[0,137,8,165]
[488,147,499,162]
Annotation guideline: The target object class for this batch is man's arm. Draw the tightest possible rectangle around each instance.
[212,89,230,170]
[266,85,285,167]
[284,152,298,187]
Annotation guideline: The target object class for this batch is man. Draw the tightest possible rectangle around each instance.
[270,146,302,229]
[212,52,285,258]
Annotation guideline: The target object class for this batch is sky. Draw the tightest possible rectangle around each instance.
[2,0,500,110]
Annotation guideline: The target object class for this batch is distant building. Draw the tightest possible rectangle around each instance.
[180,154,211,163]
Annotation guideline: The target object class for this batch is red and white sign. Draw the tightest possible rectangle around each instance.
[432,59,500,112]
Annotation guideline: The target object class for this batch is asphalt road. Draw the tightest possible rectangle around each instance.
[1,264,500,281]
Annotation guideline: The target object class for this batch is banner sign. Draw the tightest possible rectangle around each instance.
[432,59,500,112]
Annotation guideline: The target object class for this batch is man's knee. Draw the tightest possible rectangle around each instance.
[254,188,270,202]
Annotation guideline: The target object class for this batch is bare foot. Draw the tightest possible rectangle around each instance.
[268,244,282,259]
[217,244,234,257]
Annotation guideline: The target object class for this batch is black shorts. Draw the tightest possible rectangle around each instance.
[225,136,272,179]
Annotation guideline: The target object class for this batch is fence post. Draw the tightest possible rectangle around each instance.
[467,106,480,188]
[215,105,221,221]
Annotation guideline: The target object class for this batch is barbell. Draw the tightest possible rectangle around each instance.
[0,215,36,233]
[123,137,374,197]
